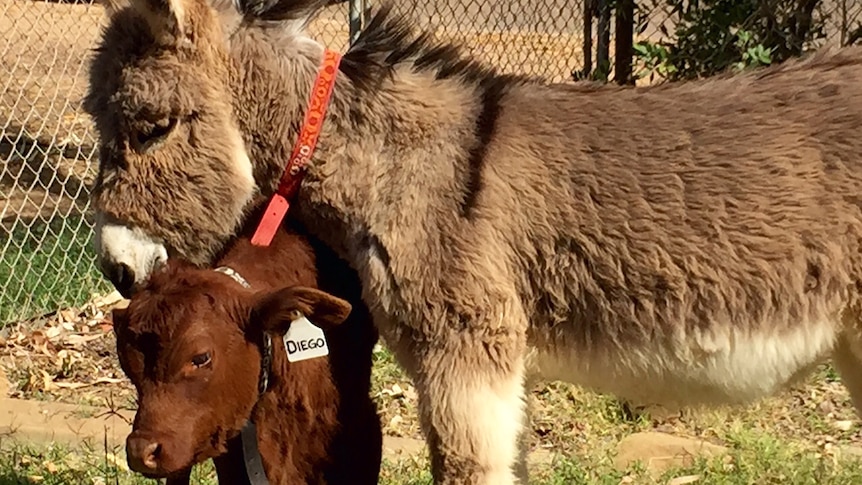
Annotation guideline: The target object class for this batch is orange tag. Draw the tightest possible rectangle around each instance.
[250,193,289,247]
[251,49,341,247]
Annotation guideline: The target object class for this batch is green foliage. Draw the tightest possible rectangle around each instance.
[0,215,108,325]
[633,0,827,82]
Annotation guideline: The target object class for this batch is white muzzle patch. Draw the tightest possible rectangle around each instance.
[94,212,168,289]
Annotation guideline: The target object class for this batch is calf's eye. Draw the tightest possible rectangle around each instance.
[191,352,211,368]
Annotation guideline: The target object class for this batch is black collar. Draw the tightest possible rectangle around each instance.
[240,421,269,485]
[213,266,272,485]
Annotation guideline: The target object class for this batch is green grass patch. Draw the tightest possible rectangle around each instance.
[0,440,216,484]
[0,214,109,326]
[4,431,862,485]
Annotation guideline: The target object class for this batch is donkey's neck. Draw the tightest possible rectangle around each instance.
[226,26,516,259]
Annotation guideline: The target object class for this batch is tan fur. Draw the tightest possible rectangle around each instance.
[84,1,862,482]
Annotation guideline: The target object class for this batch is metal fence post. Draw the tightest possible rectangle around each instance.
[349,0,366,45]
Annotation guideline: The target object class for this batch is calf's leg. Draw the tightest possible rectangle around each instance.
[409,316,528,485]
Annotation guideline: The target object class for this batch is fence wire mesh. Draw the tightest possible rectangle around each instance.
[3,0,862,325]
[387,0,585,83]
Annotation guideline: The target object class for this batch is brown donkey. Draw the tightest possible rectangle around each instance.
[86,0,862,482]
[111,218,382,484]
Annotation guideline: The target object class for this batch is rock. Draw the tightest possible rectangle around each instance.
[614,432,727,477]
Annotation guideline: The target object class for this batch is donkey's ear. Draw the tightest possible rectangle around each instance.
[129,0,187,42]
[239,0,328,24]
[252,286,352,333]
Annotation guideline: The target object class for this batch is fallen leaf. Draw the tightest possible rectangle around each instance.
[0,367,9,396]
[834,420,854,432]
[668,475,701,485]
[40,370,55,391]
[65,334,105,347]
[45,326,63,341]
[59,309,78,324]
[53,382,89,390]
[92,377,125,385]
[105,452,129,471]
[29,331,46,347]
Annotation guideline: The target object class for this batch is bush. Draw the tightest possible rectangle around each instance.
[633,0,827,82]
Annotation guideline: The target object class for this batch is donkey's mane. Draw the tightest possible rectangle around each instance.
[338,4,531,92]
[236,0,532,92]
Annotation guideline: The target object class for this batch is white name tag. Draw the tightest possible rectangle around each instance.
[283,316,329,363]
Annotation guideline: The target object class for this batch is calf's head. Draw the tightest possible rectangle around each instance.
[84,0,330,296]
[111,263,352,478]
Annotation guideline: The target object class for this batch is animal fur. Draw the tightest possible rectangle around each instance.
[85,0,862,482]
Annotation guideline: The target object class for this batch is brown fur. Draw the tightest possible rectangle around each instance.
[85,0,862,483]
[112,216,382,484]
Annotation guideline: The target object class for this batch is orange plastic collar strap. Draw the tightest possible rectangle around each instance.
[251,49,342,247]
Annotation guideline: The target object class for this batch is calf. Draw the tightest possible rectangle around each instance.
[110,219,382,484]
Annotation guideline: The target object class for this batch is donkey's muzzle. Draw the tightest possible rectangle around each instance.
[103,261,136,299]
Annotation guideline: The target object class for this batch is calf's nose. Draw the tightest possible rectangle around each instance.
[126,434,161,473]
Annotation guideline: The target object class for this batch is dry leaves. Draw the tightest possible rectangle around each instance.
[0,291,134,406]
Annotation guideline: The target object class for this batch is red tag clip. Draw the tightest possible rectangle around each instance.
[251,49,342,246]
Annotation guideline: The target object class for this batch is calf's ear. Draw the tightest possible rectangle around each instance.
[252,286,352,333]
[110,306,130,337]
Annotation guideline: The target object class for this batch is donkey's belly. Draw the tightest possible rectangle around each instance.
[527,317,839,407]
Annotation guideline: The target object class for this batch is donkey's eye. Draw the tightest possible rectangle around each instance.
[191,352,211,368]
[132,117,178,154]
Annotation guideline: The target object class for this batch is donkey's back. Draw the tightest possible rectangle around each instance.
[472,48,862,407]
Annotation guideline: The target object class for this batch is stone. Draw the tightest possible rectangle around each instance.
[614,432,727,477]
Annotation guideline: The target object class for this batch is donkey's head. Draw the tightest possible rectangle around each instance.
[84,0,331,297]
[112,260,352,478]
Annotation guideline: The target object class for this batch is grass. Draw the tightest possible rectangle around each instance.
[2,426,862,485]
[5,343,862,483]
[0,214,108,325]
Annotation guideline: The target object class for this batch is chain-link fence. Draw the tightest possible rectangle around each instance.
[0,0,353,325]
[3,0,862,325]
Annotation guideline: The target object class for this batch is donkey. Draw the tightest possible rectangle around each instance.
[111,217,382,484]
[84,0,862,482]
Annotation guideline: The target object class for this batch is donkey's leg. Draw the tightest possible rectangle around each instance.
[413,321,528,485]
[514,375,538,483]
[832,330,862,415]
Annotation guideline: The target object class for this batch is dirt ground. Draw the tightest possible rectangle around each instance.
[2,290,862,465]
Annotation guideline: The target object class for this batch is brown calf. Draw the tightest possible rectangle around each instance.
[110,218,382,484]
